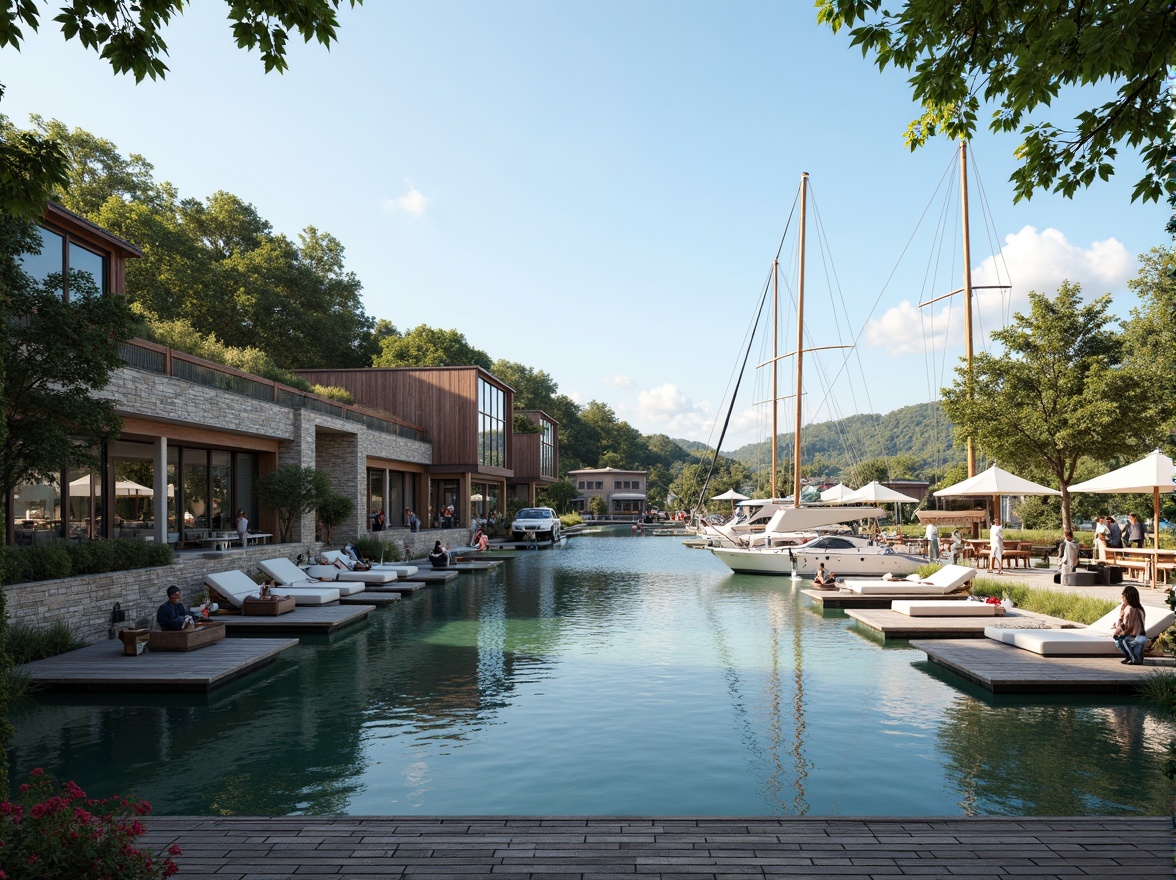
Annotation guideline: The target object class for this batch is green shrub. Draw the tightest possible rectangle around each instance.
[351,536,404,562]
[5,621,84,665]
[971,580,1116,624]
[1135,671,1176,718]
[310,384,354,404]
[0,539,175,585]
[559,512,583,528]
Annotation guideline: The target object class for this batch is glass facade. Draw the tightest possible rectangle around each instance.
[540,418,555,478]
[477,377,506,468]
[469,481,501,524]
[19,224,108,300]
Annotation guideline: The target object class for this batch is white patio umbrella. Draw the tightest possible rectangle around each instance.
[841,481,922,504]
[710,488,749,514]
[933,464,1060,524]
[68,475,155,496]
[1070,449,1175,588]
[819,482,855,503]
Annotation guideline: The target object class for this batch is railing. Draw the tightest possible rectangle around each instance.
[119,338,427,442]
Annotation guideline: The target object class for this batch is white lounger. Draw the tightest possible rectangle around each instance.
[320,549,418,579]
[891,599,998,617]
[205,569,341,607]
[259,557,368,596]
[985,605,1175,656]
[842,565,978,595]
[317,550,404,583]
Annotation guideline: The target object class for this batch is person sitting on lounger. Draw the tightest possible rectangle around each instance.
[812,563,837,588]
[1112,585,1148,665]
[157,585,194,631]
[429,540,450,569]
[472,527,489,551]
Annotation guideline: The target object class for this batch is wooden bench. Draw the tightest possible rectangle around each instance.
[147,621,226,652]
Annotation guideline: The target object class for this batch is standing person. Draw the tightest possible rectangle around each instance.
[235,509,249,546]
[1127,513,1145,548]
[405,508,420,532]
[1106,516,1122,550]
[989,519,1005,574]
[924,521,940,562]
[1059,530,1079,576]
[1111,585,1148,665]
[372,509,385,532]
[1093,516,1109,561]
[950,529,963,564]
[157,586,194,631]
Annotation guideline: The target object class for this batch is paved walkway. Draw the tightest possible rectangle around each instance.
[142,816,1170,879]
[963,563,1169,607]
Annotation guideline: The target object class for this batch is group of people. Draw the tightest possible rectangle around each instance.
[1093,513,1146,560]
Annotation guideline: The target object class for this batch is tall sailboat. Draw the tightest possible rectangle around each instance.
[709,174,925,577]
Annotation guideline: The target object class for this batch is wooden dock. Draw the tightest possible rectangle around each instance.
[802,588,971,609]
[17,637,298,693]
[140,815,1169,880]
[218,604,375,634]
[846,608,1056,640]
[401,569,460,584]
[911,637,1162,694]
[340,592,400,606]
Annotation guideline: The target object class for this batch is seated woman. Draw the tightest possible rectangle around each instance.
[472,527,489,552]
[812,563,837,588]
[1112,585,1148,665]
[428,540,450,569]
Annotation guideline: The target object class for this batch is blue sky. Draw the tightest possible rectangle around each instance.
[5,2,1169,450]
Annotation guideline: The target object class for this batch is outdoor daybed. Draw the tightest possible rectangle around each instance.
[984,605,1175,656]
[841,565,978,595]
[891,599,998,617]
[205,569,341,608]
[258,557,369,595]
[321,549,418,579]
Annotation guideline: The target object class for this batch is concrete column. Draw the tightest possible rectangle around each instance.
[153,436,168,545]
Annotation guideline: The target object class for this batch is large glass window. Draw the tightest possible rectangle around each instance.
[110,440,155,538]
[19,226,64,294]
[12,476,62,543]
[367,469,385,530]
[182,452,209,539]
[67,466,103,539]
[540,419,555,478]
[477,377,506,468]
[18,225,107,301]
[209,451,232,530]
[68,241,107,296]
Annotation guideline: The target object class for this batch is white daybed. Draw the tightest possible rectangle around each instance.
[321,549,418,579]
[841,565,978,595]
[891,599,998,617]
[205,569,341,608]
[259,557,369,595]
[984,605,1175,656]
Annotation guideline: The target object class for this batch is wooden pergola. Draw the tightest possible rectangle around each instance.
[916,508,988,538]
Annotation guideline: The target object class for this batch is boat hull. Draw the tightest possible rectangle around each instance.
[709,545,924,577]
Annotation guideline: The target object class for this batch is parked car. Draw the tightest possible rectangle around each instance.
[511,507,561,542]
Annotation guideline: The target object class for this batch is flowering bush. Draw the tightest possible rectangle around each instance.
[0,769,181,879]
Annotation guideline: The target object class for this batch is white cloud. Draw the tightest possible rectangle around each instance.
[603,374,634,389]
[383,184,430,216]
[634,383,715,439]
[865,226,1133,355]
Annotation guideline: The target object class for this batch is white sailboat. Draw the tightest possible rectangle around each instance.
[709,173,924,578]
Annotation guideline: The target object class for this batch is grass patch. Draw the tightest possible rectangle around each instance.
[6,621,85,665]
[971,579,1116,624]
[1135,670,1176,719]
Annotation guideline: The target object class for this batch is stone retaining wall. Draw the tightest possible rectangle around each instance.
[3,543,319,644]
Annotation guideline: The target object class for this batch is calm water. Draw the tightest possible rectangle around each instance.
[9,533,1173,816]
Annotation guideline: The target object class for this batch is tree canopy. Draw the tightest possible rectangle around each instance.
[940,282,1161,530]
[816,0,1175,204]
[372,325,492,371]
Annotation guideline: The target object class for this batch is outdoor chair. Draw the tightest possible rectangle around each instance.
[984,605,1175,656]
[204,569,341,607]
[841,564,978,595]
[259,557,368,595]
[321,549,418,579]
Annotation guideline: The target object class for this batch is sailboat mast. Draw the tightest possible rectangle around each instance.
[772,259,780,502]
[960,141,976,478]
[792,172,808,509]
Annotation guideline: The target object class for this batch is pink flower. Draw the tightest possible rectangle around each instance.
[30,768,43,777]
[27,854,38,865]
[168,844,183,856]
[18,785,28,794]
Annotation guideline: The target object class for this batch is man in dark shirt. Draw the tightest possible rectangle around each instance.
[1107,517,1123,549]
[1127,513,1145,548]
[157,585,193,631]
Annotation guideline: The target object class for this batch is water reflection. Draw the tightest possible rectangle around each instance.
[8,537,1174,816]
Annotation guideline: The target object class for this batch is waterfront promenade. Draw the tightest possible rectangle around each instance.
[142,815,1169,879]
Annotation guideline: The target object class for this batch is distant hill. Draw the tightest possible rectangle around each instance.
[670,438,712,456]
[674,401,968,476]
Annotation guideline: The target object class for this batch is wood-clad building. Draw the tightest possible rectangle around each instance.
[295,366,514,529]
[509,410,559,506]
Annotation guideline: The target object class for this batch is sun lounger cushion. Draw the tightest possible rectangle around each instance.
[321,549,418,579]
[984,605,1175,655]
[891,600,997,617]
[205,569,341,607]
[258,557,366,596]
[842,564,977,595]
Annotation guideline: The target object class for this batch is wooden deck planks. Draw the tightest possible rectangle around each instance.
[802,588,970,609]
[219,605,375,634]
[911,637,1164,693]
[847,608,1057,640]
[139,815,1170,880]
[17,637,299,693]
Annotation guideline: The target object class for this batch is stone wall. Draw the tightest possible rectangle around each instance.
[3,544,319,645]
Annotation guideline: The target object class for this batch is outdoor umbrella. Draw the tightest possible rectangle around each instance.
[1069,449,1175,590]
[710,488,749,514]
[842,481,923,530]
[68,475,154,496]
[933,464,1060,524]
[819,482,855,503]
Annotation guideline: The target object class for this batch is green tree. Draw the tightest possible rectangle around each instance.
[1121,246,1176,436]
[538,479,578,514]
[372,324,492,370]
[817,0,1173,204]
[257,465,331,543]
[490,359,559,411]
[316,491,354,544]
[940,282,1160,531]
[0,105,68,220]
